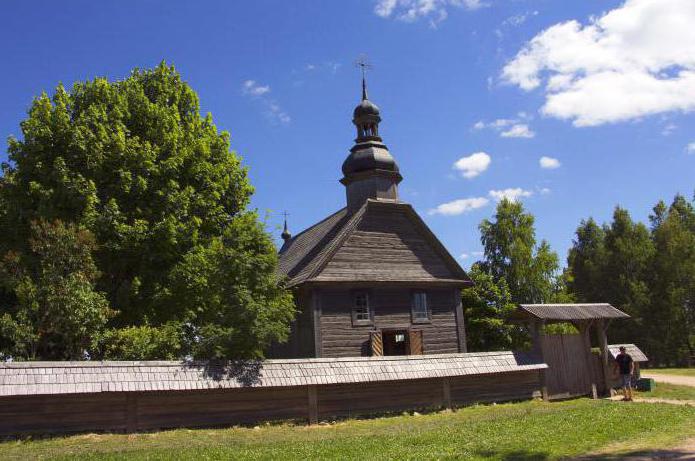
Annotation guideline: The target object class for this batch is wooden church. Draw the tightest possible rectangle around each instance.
[273,77,472,358]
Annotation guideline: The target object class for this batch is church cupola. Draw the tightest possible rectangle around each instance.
[341,72,402,213]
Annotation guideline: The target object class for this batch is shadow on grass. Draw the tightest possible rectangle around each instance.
[574,448,694,460]
[474,450,549,460]
[476,447,694,460]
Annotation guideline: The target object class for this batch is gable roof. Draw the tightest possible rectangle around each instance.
[514,303,630,321]
[278,200,471,287]
[608,344,648,362]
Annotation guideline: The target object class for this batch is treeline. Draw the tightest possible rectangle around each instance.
[566,195,695,366]
[465,195,695,367]
[0,63,294,361]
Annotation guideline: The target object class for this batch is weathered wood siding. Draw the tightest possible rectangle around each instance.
[315,205,457,282]
[268,288,316,358]
[0,370,543,436]
[319,287,461,357]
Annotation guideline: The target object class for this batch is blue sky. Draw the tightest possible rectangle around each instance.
[1,0,694,267]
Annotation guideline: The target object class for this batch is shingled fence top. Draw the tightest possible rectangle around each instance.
[0,351,546,397]
[514,303,630,321]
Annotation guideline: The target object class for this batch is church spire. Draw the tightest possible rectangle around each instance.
[281,212,292,243]
[340,61,402,213]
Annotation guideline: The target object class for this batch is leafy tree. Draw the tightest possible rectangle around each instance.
[647,195,695,365]
[462,264,521,351]
[566,218,608,303]
[91,323,184,361]
[0,220,113,360]
[601,207,654,344]
[478,199,559,304]
[1,63,294,359]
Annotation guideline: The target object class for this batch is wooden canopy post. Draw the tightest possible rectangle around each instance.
[574,320,598,399]
[596,319,612,396]
[527,320,549,401]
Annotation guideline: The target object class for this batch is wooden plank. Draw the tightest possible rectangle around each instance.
[307,385,318,424]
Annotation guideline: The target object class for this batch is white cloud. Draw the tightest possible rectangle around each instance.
[241,80,270,96]
[242,80,290,125]
[474,114,535,138]
[459,253,470,259]
[374,0,487,24]
[472,251,483,257]
[686,142,695,154]
[453,152,491,179]
[539,156,561,169]
[539,187,551,195]
[429,197,490,216]
[502,0,695,126]
[661,123,677,136]
[501,124,535,138]
[488,188,533,202]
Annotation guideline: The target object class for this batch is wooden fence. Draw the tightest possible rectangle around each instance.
[0,369,543,436]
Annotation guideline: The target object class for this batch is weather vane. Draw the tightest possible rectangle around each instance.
[355,54,372,100]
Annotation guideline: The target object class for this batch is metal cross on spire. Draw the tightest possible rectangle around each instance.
[355,55,372,100]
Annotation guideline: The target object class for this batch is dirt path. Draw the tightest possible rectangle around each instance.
[643,372,695,387]
[608,395,695,406]
[576,435,695,460]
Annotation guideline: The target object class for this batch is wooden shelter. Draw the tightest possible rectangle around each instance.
[272,77,471,359]
[512,303,630,399]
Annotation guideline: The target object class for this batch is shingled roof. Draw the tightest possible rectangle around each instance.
[608,344,648,362]
[514,303,630,321]
[0,351,545,397]
[277,200,471,287]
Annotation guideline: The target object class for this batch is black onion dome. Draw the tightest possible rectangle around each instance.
[342,143,399,175]
[353,99,380,119]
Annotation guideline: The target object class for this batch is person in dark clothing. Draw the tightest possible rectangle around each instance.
[613,346,634,401]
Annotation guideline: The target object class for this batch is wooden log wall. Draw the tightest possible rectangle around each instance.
[0,370,543,437]
[319,287,460,357]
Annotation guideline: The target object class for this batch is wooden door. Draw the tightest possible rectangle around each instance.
[370,331,383,356]
[408,330,423,355]
[541,334,592,398]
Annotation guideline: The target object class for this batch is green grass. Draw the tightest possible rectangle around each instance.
[1,399,694,460]
[637,382,695,401]
[644,368,695,377]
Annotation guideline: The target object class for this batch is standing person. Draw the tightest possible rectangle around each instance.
[613,346,634,401]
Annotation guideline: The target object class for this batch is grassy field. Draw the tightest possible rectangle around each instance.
[1,399,694,460]
[644,368,695,377]
[636,382,695,401]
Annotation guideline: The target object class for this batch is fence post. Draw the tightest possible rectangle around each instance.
[441,377,452,409]
[126,393,138,433]
[307,385,318,424]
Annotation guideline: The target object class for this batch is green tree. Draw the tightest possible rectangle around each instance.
[462,264,521,351]
[0,220,113,360]
[478,199,560,304]
[647,195,695,365]
[1,63,294,359]
[566,218,608,303]
[602,207,654,345]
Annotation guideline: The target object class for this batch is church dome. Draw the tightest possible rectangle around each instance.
[342,143,399,176]
[353,99,380,119]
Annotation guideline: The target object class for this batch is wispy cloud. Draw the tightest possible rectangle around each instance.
[429,197,490,216]
[453,152,491,179]
[374,0,487,26]
[539,156,561,169]
[242,80,270,96]
[430,187,534,216]
[473,113,535,138]
[502,0,695,127]
[488,188,533,202]
[686,142,695,155]
[241,80,291,125]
